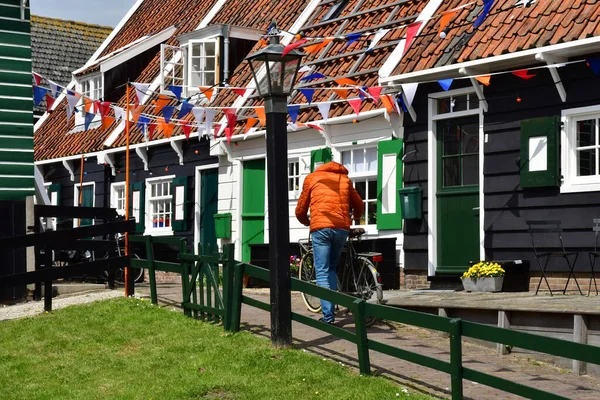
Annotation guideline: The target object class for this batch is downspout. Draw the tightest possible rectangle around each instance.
[222,24,230,84]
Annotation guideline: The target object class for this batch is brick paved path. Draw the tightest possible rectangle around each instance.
[140,284,600,400]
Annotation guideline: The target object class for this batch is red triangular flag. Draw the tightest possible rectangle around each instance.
[367,87,383,104]
[223,108,238,144]
[33,73,42,86]
[98,101,111,117]
[512,69,537,80]
[148,123,156,141]
[232,88,247,97]
[306,123,324,132]
[403,21,423,56]
[213,123,222,140]
[282,39,309,57]
[348,98,362,115]
[181,122,192,140]
[45,93,55,112]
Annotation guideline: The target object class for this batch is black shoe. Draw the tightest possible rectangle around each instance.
[318,317,335,325]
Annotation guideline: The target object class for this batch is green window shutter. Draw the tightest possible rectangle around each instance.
[310,147,332,171]
[47,183,61,206]
[376,138,403,230]
[130,181,145,234]
[80,185,94,226]
[172,176,189,232]
[520,116,560,188]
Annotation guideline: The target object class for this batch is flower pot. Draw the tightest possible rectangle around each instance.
[462,277,504,292]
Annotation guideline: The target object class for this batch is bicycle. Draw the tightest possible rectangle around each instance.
[298,227,383,327]
[102,233,144,285]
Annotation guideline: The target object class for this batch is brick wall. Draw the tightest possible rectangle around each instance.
[528,272,598,294]
[401,269,431,290]
[154,271,182,283]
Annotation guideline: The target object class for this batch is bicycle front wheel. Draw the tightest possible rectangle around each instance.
[299,250,321,313]
[353,256,382,327]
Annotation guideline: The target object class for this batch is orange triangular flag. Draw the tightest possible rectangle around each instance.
[475,75,491,86]
[132,106,143,125]
[333,89,350,99]
[334,77,358,86]
[380,95,395,114]
[155,117,166,133]
[164,123,174,138]
[84,97,93,113]
[304,38,334,53]
[439,10,457,35]
[154,95,171,114]
[199,86,213,101]
[244,117,257,134]
[101,116,115,130]
[255,107,266,127]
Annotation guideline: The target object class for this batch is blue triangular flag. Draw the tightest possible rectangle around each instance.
[179,100,194,119]
[397,95,408,112]
[358,86,369,101]
[339,33,362,53]
[84,112,95,131]
[300,73,326,81]
[473,0,495,29]
[438,79,453,91]
[137,115,150,131]
[587,58,600,75]
[33,86,48,106]
[288,105,300,124]
[299,89,314,104]
[167,85,183,100]
[162,106,176,123]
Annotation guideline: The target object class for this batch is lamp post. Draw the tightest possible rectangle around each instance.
[245,21,304,347]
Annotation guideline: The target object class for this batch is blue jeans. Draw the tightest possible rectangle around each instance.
[312,228,349,322]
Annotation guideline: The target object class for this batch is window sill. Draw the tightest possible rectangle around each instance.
[143,228,174,237]
[560,181,600,194]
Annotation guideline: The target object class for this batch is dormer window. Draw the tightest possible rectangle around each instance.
[81,74,103,100]
[322,0,348,21]
[189,39,218,88]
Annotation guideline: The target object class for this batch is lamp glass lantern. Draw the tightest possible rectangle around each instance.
[246,43,304,98]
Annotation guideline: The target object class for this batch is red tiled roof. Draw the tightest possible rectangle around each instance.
[391,0,600,76]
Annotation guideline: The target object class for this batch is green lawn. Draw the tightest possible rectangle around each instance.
[0,298,433,400]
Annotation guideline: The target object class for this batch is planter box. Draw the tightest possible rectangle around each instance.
[468,260,530,292]
[462,277,504,292]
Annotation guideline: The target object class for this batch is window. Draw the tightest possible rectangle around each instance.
[341,147,378,226]
[110,183,126,216]
[74,182,95,227]
[437,92,478,115]
[146,177,173,232]
[80,75,103,100]
[561,105,600,193]
[288,160,301,198]
[189,40,218,88]
[322,0,348,21]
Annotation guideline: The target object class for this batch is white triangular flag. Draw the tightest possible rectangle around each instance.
[192,107,205,134]
[132,83,150,104]
[65,93,79,121]
[367,29,390,52]
[203,108,216,137]
[317,102,331,121]
[49,81,61,98]
[113,106,124,123]
[288,123,298,131]
[401,82,418,106]
[298,65,312,73]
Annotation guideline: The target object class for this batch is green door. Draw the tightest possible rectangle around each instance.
[241,159,265,262]
[436,117,480,274]
[80,185,94,227]
[200,169,218,251]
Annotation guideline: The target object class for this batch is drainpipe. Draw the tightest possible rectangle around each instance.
[222,24,230,84]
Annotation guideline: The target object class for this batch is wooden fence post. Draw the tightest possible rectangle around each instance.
[180,239,191,318]
[353,298,371,375]
[449,318,463,400]
[223,244,235,331]
[230,262,244,332]
[43,243,53,312]
[144,236,158,305]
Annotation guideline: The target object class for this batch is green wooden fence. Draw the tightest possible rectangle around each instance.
[130,238,600,400]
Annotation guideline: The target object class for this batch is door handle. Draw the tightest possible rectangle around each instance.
[472,207,480,210]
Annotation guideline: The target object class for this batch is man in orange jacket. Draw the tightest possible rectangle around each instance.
[295,161,364,324]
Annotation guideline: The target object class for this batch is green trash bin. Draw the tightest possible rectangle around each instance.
[398,186,422,219]
[214,213,232,239]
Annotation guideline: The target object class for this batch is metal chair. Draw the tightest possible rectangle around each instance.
[527,220,582,296]
[588,219,600,296]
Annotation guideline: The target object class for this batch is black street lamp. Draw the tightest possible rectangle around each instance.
[245,21,304,347]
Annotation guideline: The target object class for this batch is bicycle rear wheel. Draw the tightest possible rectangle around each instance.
[299,250,321,313]
[353,256,382,327]
[103,254,144,285]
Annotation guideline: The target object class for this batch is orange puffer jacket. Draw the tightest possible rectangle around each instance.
[295,162,364,232]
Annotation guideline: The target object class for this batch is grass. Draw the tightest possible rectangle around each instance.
[0,298,434,400]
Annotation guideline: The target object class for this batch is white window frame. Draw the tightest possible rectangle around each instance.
[338,145,378,229]
[73,182,95,228]
[186,38,219,96]
[110,182,127,216]
[75,73,103,129]
[144,175,175,236]
[43,182,57,231]
[288,158,301,200]
[561,105,600,193]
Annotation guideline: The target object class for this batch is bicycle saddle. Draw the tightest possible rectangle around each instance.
[349,227,365,238]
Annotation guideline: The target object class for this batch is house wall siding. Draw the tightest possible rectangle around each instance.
[402,62,600,274]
